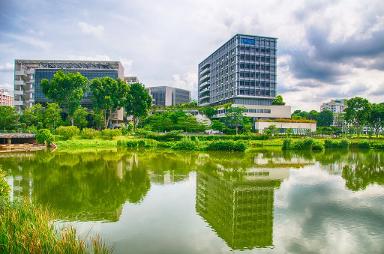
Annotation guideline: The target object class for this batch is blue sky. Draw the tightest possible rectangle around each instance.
[1,0,383,110]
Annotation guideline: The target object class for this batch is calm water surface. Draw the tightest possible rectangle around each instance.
[1,149,383,254]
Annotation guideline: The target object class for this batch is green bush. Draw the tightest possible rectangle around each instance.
[100,128,122,140]
[80,128,99,139]
[117,139,158,148]
[35,129,54,145]
[350,140,370,149]
[55,126,80,140]
[145,130,183,141]
[121,123,134,135]
[282,139,292,150]
[324,139,350,149]
[172,138,198,150]
[371,142,384,150]
[206,140,246,152]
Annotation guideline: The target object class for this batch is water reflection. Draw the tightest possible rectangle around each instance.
[0,149,384,253]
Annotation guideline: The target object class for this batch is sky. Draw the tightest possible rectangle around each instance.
[0,0,384,110]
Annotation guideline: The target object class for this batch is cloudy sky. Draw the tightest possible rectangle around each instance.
[1,0,383,110]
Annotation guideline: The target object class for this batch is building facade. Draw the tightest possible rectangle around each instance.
[198,34,277,107]
[14,59,124,112]
[198,34,292,120]
[147,86,191,106]
[0,88,13,106]
[255,120,317,135]
[124,76,139,84]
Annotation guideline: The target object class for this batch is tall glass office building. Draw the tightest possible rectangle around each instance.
[198,34,277,106]
[14,60,124,112]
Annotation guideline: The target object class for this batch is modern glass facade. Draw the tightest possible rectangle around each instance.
[198,34,277,106]
[14,60,124,111]
[147,86,191,106]
[34,69,118,106]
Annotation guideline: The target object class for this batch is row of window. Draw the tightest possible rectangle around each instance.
[239,63,274,71]
[239,55,275,62]
[239,89,272,96]
[239,72,276,79]
[246,109,271,113]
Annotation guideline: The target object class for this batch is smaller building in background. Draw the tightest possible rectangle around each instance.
[124,76,139,84]
[321,99,347,127]
[147,86,191,106]
[0,88,13,106]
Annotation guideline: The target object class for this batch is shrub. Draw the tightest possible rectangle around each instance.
[0,199,110,254]
[145,130,183,141]
[55,126,80,140]
[206,140,246,152]
[121,123,134,135]
[324,139,350,149]
[80,128,99,139]
[35,129,54,145]
[117,139,158,148]
[371,142,384,150]
[350,140,371,149]
[172,138,198,150]
[100,128,122,140]
[282,139,292,150]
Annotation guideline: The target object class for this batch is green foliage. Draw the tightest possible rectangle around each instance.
[263,125,278,136]
[350,140,371,149]
[369,103,384,136]
[55,126,80,140]
[223,107,247,135]
[120,123,134,135]
[317,110,334,127]
[282,139,292,150]
[171,137,198,150]
[20,103,45,129]
[125,83,152,128]
[192,134,268,141]
[80,128,99,139]
[211,120,225,131]
[142,130,183,141]
[100,128,122,140]
[36,129,54,146]
[117,139,158,148]
[272,95,285,105]
[324,139,350,149]
[0,199,110,253]
[143,110,206,132]
[44,103,62,130]
[282,138,324,151]
[206,140,246,152]
[0,106,19,131]
[41,70,89,121]
[90,77,129,128]
[201,106,217,119]
[73,106,89,129]
[0,170,10,197]
[344,97,371,135]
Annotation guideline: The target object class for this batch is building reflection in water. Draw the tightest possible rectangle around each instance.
[196,164,289,250]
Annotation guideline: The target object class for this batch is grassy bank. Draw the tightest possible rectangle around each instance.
[52,133,384,153]
[0,170,110,254]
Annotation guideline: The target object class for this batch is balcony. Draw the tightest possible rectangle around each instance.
[14,100,23,106]
[200,68,210,76]
[15,70,26,76]
[200,81,210,89]
[14,90,23,95]
[15,80,24,86]
[199,94,210,101]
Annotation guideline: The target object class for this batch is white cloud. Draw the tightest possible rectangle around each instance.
[77,21,104,38]
[0,62,13,72]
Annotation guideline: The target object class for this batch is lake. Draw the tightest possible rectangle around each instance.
[1,149,383,254]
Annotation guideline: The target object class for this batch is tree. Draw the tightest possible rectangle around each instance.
[369,103,384,136]
[125,83,152,129]
[90,77,129,128]
[202,106,216,119]
[41,70,88,125]
[344,97,371,135]
[44,103,62,130]
[223,106,246,135]
[73,106,89,129]
[211,120,225,131]
[263,124,278,136]
[0,106,19,131]
[272,95,285,105]
[317,110,333,127]
[20,104,45,129]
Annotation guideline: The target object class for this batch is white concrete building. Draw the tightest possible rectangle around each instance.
[255,120,317,135]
